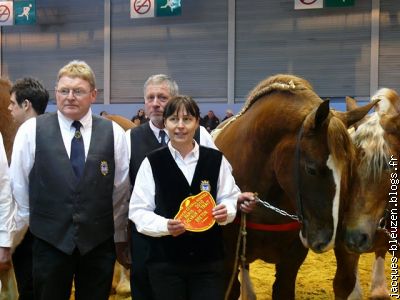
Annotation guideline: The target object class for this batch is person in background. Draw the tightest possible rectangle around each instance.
[129,95,254,300]
[8,78,49,127]
[8,77,49,300]
[131,108,148,124]
[222,109,234,122]
[131,116,141,127]
[100,110,108,117]
[202,110,220,132]
[10,60,130,300]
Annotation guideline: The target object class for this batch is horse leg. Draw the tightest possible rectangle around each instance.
[370,250,390,300]
[0,267,18,300]
[272,238,308,300]
[239,264,256,300]
[116,264,131,296]
[333,245,361,300]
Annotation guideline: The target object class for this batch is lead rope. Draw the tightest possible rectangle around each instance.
[224,211,247,300]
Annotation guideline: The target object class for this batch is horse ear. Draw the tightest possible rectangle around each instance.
[345,96,358,111]
[335,99,379,128]
[314,100,330,128]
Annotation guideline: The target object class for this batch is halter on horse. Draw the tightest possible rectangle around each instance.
[213,74,375,299]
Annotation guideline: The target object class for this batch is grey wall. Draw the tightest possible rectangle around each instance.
[1,0,398,118]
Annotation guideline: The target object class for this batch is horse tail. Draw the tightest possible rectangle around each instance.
[239,266,256,300]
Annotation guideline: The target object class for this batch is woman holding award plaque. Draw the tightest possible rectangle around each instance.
[129,95,254,300]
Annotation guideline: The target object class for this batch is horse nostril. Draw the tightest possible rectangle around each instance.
[311,240,329,253]
[346,232,371,252]
[355,233,369,248]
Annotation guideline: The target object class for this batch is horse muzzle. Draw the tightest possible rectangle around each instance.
[344,228,374,253]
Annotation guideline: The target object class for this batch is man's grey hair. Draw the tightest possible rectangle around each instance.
[143,74,179,98]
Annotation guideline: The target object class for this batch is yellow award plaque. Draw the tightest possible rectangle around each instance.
[174,191,216,232]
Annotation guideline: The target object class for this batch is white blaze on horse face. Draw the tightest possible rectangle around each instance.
[325,154,341,251]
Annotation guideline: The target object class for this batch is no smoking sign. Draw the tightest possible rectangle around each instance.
[134,0,151,14]
[0,1,13,26]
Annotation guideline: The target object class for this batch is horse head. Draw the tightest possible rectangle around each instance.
[214,74,375,254]
[343,88,400,253]
[296,98,377,253]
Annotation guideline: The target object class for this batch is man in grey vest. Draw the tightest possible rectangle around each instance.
[10,60,130,300]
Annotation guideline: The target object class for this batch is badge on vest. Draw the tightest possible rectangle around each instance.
[100,161,109,176]
[200,180,211,192]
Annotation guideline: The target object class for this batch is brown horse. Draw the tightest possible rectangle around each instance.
[0,78,17,161]
[340,88,400,299]
[212,74,376,299]
[0,78,18,300]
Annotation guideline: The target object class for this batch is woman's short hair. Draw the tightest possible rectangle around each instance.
[163,95,200,120]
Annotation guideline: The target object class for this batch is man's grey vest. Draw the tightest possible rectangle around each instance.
[29,113,115,255]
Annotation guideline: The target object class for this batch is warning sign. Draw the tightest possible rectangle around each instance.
[294,0,323,10]
[0,1,13,26]
[14,0,36,25]
[131,0,154,19]
[130,0,181,19]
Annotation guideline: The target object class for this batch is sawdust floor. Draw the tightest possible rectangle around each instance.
[108,251,395,300]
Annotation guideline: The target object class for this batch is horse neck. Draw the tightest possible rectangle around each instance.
[0,107,17,162]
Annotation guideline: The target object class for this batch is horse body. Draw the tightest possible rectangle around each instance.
[0,78,18,300]
[340,88,400,299]
[214,74,373,299]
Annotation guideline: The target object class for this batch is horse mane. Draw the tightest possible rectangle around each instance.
[372,87,400,115]
[351,113,390,180]
[349,88,400,180]
[0,78,17,162]
[239,74,313,117]
[212,74,314,140]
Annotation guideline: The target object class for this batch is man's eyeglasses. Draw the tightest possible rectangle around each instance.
[57,88,91,97]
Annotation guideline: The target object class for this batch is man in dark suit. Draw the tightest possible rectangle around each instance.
[10,60,130,300]
[8,77,49,300]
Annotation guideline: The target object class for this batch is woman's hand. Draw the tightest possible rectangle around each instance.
[238,192,257,213]
[212,204,228,223]
[167,219,186,237]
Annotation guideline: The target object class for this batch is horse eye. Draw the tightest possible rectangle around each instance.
[305,164,317,176]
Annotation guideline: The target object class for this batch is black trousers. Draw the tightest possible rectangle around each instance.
[32,236,116,300]
[12,231,34,300]
[129,224,154,300]
[147,260,224,300]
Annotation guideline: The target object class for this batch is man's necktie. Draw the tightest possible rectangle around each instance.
[159,130,167,146]
[70,121,85,179]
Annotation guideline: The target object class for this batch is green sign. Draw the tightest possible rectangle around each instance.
[14,0,36,25]
[156,0,181,17]
[325,0,354,7]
